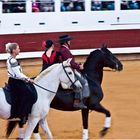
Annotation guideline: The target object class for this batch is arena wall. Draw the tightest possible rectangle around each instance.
[0,53,140,68]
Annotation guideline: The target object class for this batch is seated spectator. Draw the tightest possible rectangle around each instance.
[61,0,73,11]
[11,1,26,13]
[106,1,114,10]
[128,0,139,9]
[32,0,40,12]
[121,0,128,10]
[91,0,102,11]
[61,0,85,11]
[61,2,66,11]
[2,0,11,13]
[72,0,85,11]
[39,0,54,12]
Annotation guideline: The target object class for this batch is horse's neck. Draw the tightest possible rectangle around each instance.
[86,70,103,84]
[35,67,60,96]
[84,60,103,83]
[85,51,105,83]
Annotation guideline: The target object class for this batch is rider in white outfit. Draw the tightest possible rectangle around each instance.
[6,42,34,123]
[7,56,29,80]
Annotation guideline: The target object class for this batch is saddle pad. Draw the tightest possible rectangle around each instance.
[3,87,11,105]
[2,83,38,105]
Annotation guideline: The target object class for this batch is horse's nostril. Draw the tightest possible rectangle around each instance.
[119,65,123,71]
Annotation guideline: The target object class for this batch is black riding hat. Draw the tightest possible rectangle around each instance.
[58,35,73,43]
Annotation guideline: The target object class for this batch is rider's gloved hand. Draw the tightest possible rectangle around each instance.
[28,78,34,83]
[25,78,34,83]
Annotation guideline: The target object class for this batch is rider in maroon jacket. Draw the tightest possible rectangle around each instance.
[58,34,89,109]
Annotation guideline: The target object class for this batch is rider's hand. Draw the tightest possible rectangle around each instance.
[28,78,34,83]
[26,78,34,83]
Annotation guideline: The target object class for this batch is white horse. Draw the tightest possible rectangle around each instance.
[0,59,82,139]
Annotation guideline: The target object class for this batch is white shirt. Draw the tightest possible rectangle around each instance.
[7,56,28,80]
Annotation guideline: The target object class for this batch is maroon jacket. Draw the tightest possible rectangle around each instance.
[59,45,80,70]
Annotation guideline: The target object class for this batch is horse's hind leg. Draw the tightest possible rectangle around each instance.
[39,117,53,139]
[18,122,41,140]
[33,123,41,139]
[24,117,40,140]
[81,109,89,140]
[93,103,111,137]
[17,122,25,139]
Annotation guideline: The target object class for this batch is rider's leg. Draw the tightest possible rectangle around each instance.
[73,87,87,109]
[73,71,89,109]
[82,78,90,98]
[75,71,90,98]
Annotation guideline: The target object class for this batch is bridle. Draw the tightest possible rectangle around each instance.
[100,49,119,71]
[62,62,79,89]
[33,62,78,94]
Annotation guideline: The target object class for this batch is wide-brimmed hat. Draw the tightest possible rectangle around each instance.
[58,35,73,43]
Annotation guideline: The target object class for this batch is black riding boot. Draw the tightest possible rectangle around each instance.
[73,92,87,109]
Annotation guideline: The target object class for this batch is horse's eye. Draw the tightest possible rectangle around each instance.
[68,72,72,75]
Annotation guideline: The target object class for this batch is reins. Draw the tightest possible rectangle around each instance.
[32,82,56,94]
[32,62,77,94]
[84,73,94,83]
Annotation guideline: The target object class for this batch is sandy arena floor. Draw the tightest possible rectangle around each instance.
[0,60,140,139]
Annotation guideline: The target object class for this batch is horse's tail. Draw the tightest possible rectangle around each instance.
[6,121,18,138]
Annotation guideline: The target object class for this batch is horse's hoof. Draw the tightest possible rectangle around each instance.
[16,137,24,140]
[100,127,109,137]
[83,138,89,140]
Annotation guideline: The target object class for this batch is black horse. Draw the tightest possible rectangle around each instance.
[33,46,123,139]
[6,46,123,139]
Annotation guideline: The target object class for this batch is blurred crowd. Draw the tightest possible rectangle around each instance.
[91,0,114,11]
[2,0,140,13]
[2,0,55,13]
[121,0,140,10]
[2,0,26,13]
[61,0,85,11]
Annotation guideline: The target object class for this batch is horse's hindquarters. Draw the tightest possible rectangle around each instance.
[0,88,11,119]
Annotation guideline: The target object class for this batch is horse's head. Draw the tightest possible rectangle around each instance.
[101,45,123,71]
[60,58,82,91]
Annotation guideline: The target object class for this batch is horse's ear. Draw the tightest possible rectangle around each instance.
[101,43,108,51]
[67,58,72,66]
[63,58,72,66]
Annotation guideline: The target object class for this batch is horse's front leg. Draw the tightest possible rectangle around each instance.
[93,103,111,137]
[24,116,40,140]
[81,109,89,140]
[39,117,53,139]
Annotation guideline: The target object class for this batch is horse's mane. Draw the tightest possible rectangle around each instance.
[35,63,60,82]
[84,49,101,65]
